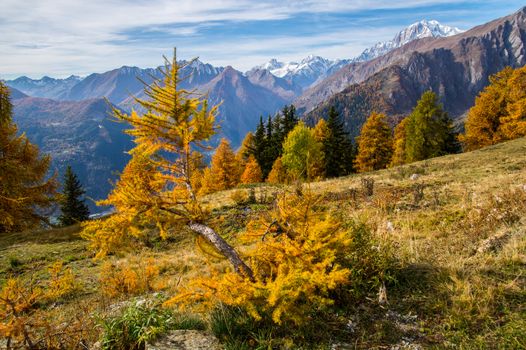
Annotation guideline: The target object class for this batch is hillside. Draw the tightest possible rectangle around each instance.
[1,137,524,348]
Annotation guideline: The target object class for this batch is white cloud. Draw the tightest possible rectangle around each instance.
[0,0,518,78]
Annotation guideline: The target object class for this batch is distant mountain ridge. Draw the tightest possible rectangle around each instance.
[251,55,352,90]
[303,7,526,140]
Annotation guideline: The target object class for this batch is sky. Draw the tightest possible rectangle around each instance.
[0,0,523,79]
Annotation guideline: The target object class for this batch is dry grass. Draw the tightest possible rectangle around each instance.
[1,137,525,348]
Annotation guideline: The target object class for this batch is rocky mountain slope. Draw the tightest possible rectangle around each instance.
[202,67,291,144]
[301,7,526,136]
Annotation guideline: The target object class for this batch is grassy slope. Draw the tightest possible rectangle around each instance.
[1,137,525,348]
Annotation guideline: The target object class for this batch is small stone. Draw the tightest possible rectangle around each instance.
[148,330,221,350]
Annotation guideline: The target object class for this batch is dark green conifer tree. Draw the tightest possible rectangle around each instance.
[58,166,90,226]
[261,115,279,177]
[280,105,298,139]
[253,116,267,172]
[323,106,354,177]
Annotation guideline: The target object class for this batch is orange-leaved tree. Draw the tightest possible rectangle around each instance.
[460,67,513,151]
[240,155,262,184]
[460,65,526,150]
[501,66,526,139]
[0,82,57,233]
[82,50,253,280]
[210,138,240,190]
[267,156,287,184]
[354,112,393,172]
[390,117,409,167]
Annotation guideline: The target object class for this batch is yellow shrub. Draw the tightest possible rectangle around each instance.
[45,261,77,300]
[0,262,83,347]
[167,191,354,325]
[99,258,166,298]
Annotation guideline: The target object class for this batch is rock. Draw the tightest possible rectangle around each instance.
[477,232,511,254]
[147,330,222,350]
[409,174,420,181]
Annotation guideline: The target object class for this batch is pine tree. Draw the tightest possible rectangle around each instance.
[261,115,278,178]
[0,82,57,233]
[323,106,354,177]
[240,155,263,184]
[281,105,298,139]
[354,112,393,172]
[271,112,284,156]
[281,122,323,180]
[82,51,253,279]
[404,91,456,163]
[253,117,267,172]
[58,166,90,226]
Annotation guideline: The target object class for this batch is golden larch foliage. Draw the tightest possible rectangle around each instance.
[82,51,217,256]
[0,82,57,233]
[501,66,526,139]
[209,138,241,190]
[390,117,409,167]
[312,118,329,143]
[240,155,262,184]
[1,262,79,346]
[267,157,287,184]
[81,51,253,280]
[460,67,513,151]
[166,190,352,325]
[461,66,526,150]
[355,112,393,172]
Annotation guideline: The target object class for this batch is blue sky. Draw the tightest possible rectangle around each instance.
[0,0,523,79]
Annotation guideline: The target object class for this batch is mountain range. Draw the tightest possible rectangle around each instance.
[4,8,526,210]
[302,7,526,138]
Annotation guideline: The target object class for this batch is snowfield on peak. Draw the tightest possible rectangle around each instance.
[353,19,464,62]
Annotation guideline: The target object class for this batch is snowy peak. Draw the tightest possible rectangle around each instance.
[253,55,351,89]
[354,19,464,62]
[393,19,463,46]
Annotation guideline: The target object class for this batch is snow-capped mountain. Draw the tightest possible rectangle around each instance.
[252,55,351,90]
[353,20,464,62]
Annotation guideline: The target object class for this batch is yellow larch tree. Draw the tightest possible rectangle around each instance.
[240,155,262,184]
[312,118,329,143]
[390,117,409,167]
[209,138,240,190]
[355,112,393,172]
[501,66,526,139]
[267,156,287,184]
[167,190,353,325]
[82,50,253,279]
[460,67,513,151]
[0,82,57,233]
